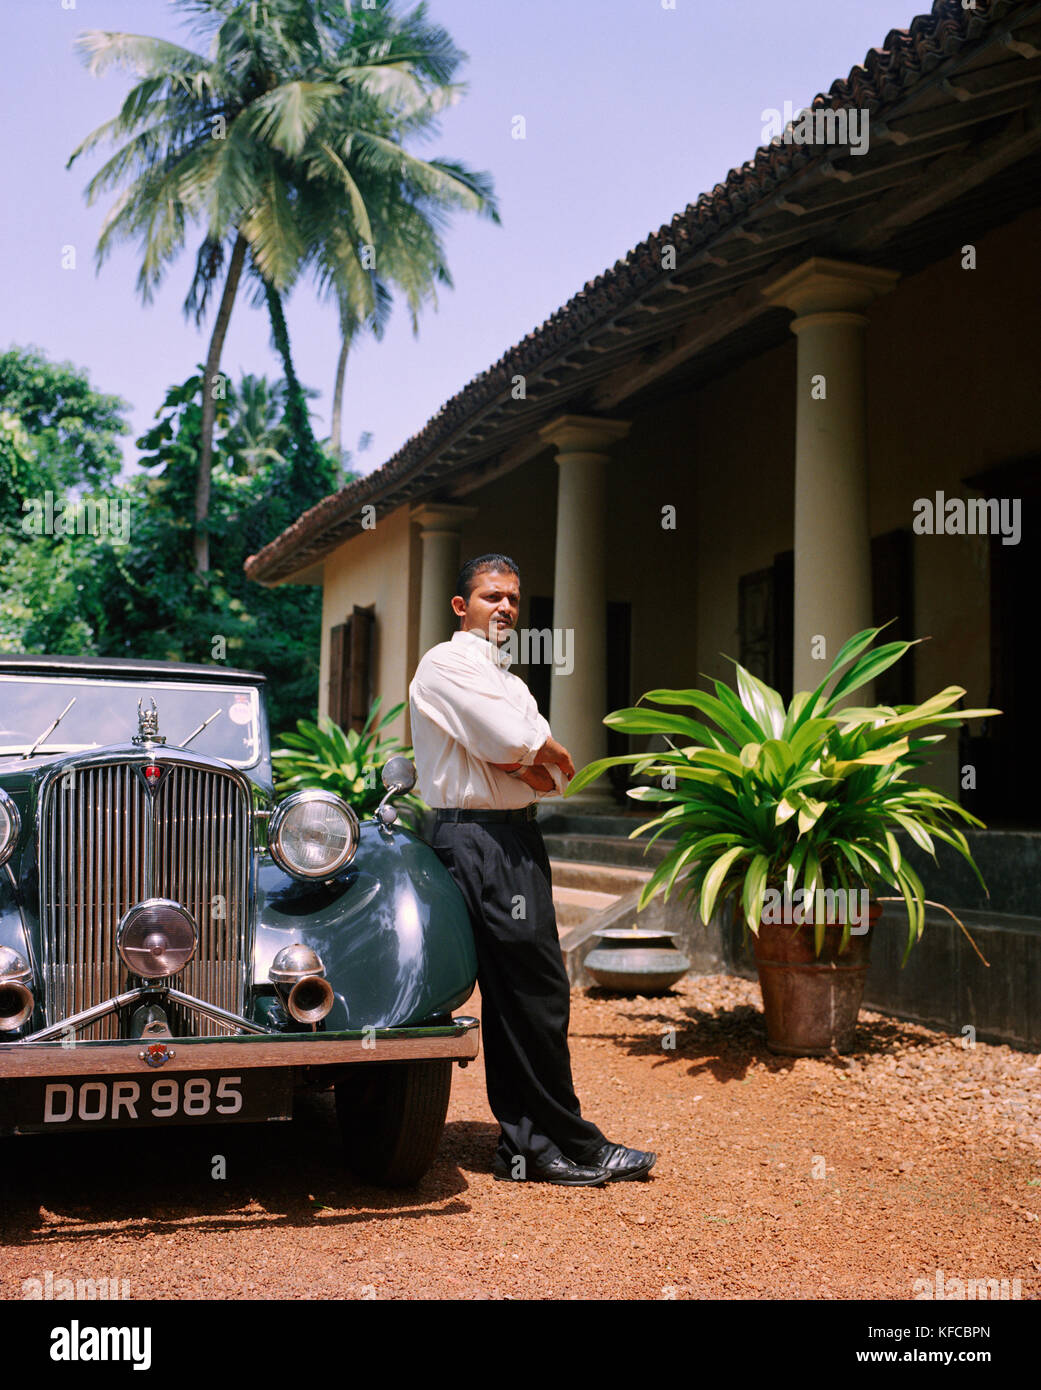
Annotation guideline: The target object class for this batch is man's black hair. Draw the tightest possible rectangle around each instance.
[454,553,520,603]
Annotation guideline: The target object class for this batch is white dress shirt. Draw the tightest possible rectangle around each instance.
[408,628,567,809]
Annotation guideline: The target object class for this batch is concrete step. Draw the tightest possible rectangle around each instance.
[550,859,651,895]
[543,832,672,870]
[537,807,680,841]
[553,884,621,930]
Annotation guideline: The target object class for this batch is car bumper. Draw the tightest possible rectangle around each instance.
[0,1016,480,1079]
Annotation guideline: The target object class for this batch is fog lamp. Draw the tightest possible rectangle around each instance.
[117,898,198,979]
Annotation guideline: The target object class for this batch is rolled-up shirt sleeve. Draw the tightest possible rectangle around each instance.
[411,651,549,765]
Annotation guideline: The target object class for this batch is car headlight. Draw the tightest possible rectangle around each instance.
[268,791,359,879]
[117,899,198,979]
[0,788,21,867]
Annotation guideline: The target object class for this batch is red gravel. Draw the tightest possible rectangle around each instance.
[1,974,1037,1300]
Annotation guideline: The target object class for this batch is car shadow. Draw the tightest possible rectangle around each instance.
[0,1093,482,1246]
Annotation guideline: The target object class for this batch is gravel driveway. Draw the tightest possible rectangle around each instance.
[1,975,1037,1300]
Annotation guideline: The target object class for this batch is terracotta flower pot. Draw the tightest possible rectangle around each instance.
[752,904,882,1056]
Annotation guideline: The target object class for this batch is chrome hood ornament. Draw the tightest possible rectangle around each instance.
[132,697,166,746]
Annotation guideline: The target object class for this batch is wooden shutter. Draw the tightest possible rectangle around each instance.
[328,604,375,731]
[347,604,374,732]
[328,622,348,727]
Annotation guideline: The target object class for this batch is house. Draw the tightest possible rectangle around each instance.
[246,0,1041,1043]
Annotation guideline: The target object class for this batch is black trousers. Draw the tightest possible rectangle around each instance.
[431,817,607,1165]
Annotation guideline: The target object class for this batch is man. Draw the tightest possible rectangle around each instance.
[408,553,656,1187]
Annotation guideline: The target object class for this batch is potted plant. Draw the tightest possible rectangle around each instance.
[565,626,999,1054]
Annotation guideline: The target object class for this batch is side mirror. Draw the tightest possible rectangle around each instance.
[381,756,416,794]
[375,757,417,829]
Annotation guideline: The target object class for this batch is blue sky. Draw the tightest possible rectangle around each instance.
[0,0,922,479]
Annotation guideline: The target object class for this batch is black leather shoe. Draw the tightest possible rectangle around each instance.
[590,1141,657,1181]
[492,1152,612,1186]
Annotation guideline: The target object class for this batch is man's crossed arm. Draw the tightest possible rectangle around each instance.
[490,734,576,791]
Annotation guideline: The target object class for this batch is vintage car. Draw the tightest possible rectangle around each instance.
[0,654,479,1185]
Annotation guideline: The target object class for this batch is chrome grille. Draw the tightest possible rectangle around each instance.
[39,761,251,1039]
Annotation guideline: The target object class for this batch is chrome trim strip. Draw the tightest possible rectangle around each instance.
[165,987,269,1036]
[21,986,146,1041]
[19,984,272,1042]
[0,1019,481,1077]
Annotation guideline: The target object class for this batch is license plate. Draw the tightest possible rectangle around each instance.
[0,1069,292,1133]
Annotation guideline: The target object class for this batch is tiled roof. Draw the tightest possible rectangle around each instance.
[245,0,1029,584]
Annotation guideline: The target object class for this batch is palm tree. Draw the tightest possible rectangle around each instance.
[223,372,291,474]
[68,0,498,572]
[323,196,449,466]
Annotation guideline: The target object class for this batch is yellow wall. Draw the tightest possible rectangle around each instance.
[318,504,414,744]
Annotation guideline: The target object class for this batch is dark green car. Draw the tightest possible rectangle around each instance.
[0,654,478,1185]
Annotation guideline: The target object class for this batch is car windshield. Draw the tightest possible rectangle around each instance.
[0,675,262,768]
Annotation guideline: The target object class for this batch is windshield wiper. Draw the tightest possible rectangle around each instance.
[179,708,222,749]
[22,698,77,760]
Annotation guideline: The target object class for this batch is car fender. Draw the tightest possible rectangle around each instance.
[253,819,476,1030]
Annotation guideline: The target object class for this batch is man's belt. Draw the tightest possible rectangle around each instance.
[434,805,539,824]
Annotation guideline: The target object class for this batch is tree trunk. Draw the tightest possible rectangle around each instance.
[264,279,306,424]
[261,277,336,502]
[330,331,349,465]
[194,231,248,573]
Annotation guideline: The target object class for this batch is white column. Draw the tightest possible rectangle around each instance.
[538,415,630,804]
[411,503,477,656]
[763,258,899,694]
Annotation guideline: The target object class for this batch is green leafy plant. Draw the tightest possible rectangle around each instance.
[566,627,999,963]
[272,698,426,827]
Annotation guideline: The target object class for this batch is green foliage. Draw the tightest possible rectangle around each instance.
[567,627,1000,963]
[222,373,291,474]
[272,699,426,828]
[0,409,44,526]
[1,355,352,734]
[0,346,128,494]
[258,278,340,533]
[0,349,132,652]
[96,368,348,732]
